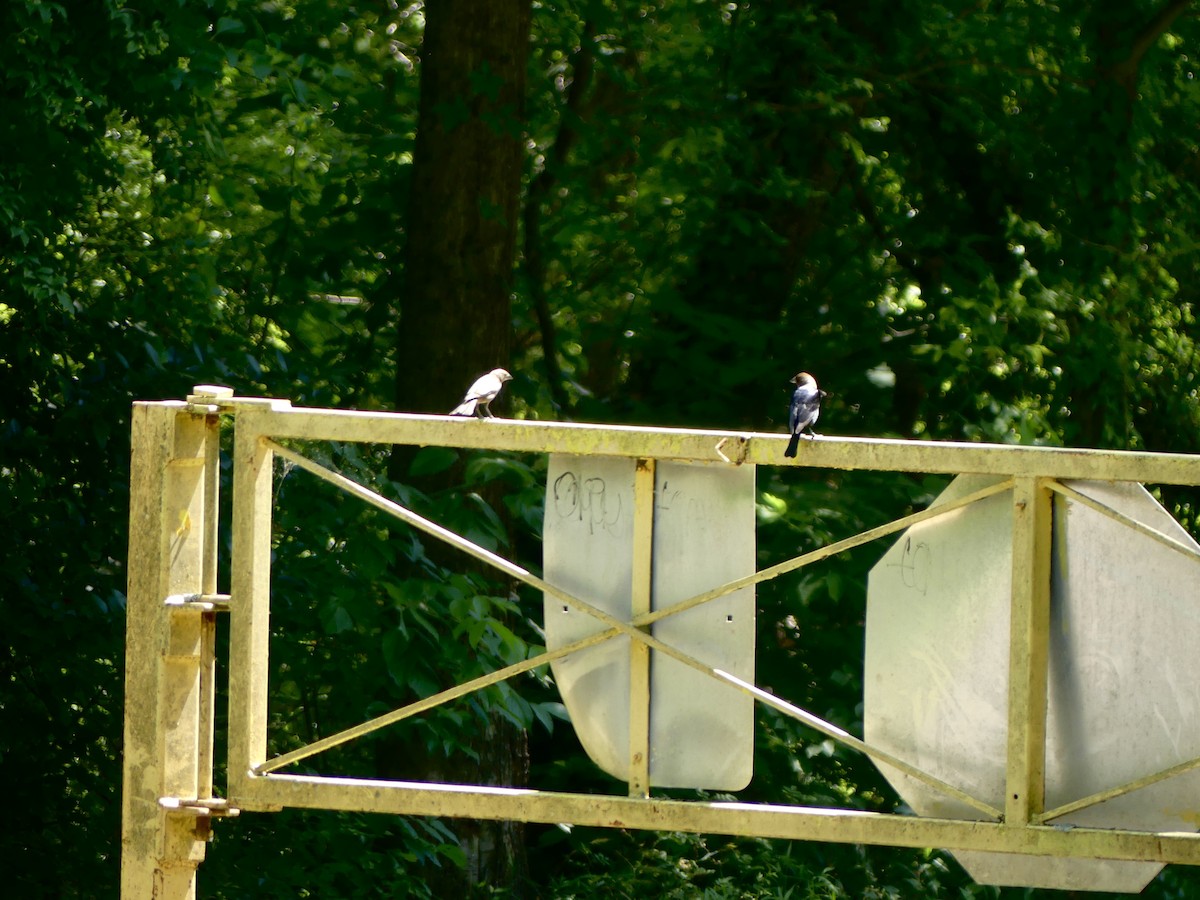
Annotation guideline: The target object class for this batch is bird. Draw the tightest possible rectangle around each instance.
[449,368,513,418]
[784,372,825,458]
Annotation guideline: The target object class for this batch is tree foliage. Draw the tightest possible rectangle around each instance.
[3,0,1200,897]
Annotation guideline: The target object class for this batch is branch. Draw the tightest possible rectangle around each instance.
[522,22,595,414]
[1108,0,1193,90]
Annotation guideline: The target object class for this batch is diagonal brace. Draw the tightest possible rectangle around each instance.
[266,442,1001,816]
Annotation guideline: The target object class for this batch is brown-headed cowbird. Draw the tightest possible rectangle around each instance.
[784,371,825,457]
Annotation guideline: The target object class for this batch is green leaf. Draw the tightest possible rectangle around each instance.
[318,602,354,634]
[408,446,459,477]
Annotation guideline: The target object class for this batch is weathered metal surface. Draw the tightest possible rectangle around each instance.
[543,456,756,791]
[865,476,1200,892]
[200,397,1200,483]
[235,772,1200,866]
[121,403,218,900]
[647,460,755,790]
[227,408,275,790]
[628,459,655,797]
[1004,477,1053,827]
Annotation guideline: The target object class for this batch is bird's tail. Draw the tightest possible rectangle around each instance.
[784,433,801,458]
[449,398,478,416]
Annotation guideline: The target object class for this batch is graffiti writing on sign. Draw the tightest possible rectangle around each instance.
[660,482,715,521]
[655,479,682,511]
[887,535,931,595]
[553,471,622,535]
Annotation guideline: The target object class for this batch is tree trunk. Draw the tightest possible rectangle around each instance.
[391,2,533,895]
[395,0,531,413]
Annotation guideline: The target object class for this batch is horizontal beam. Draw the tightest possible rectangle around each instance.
[234,773,1200,866]
[217,399,1200,484]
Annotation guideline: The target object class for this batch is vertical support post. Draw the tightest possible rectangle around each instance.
[197,413,221,800]
[121,403,217,900]
[227,406,276,797]
[1005,476,1053,825]
[628,458,656,797]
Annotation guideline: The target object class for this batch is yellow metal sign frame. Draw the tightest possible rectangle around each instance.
[120,388,1200,899]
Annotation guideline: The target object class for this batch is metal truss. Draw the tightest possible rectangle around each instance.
[120,387,1200,899]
